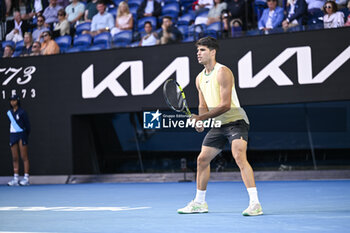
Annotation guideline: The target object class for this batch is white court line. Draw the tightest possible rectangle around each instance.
[0,206,151,212]
[0,232,58,233]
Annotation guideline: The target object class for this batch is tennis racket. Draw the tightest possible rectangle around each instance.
[163,79,191,116]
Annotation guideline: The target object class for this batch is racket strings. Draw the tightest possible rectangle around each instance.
[165,81,185,111]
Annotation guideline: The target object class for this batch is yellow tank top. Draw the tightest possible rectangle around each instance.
[198,62,249,125]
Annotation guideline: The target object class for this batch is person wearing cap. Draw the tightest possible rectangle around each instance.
[7,95,31,186]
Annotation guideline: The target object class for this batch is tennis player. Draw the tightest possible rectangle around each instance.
[177,37,263,216]
[7,95,31,186]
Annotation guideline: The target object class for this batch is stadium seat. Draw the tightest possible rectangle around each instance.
[182,35,195,43]
[162,3,180,18]
[177,12,195,25]
[73,34,92,49]
[13,50,22,57]
[188,24,206,40]
[93,32,112,49]
[113,30,133,47]
[137,16,157,31]
[2,40,15,49]
[65,47,85,53]
[55,35,72,53]
[108,7,117,18]
[178,25,189,38]
[231,26,242,37]
[128,0,143,8]
[254,0,267,21]
[130,6,138,19]
[85,45,105,51]
[75,22,91,35]
[14,40,24,51]
[206,21,223,38]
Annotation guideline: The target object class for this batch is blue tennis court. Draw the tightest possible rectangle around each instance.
[1,180,350,233]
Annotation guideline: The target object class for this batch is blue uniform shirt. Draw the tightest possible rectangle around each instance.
[7,107,31,135]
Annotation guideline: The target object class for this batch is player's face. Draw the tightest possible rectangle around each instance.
[197,45,212,65]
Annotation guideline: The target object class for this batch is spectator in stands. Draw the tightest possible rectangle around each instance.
[53,9,70,36]
[65,0,85,26]
[111,1,134,36]
[30,41,41,56]
[2,45,14,58]
[40,31,60,55]
[206,0,227,25]
[305,0,325,13]
[282,0,307,29]
[24,0,48,20]
[223,0,245,31]
[5,11,30,43]
[136,0,162,19]
[139,21,158,46]
[32,15,50,41]
[345,1,350,26]
[20,32,33,56]
[84,0,98,22]
[194,0,214,14]
[57,0,70,8]
[323,0,344,28]
[43,0,63,26]
[258,0,284,32]
[88,1,114,36]
[157,16,182,44]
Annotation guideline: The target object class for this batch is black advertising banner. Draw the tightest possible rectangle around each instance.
[0,27,349,175]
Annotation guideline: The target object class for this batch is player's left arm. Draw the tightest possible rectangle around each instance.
[197,66,232,121]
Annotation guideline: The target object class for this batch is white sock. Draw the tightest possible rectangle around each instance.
[194,189,206,203]
[247,187,260,205]
[14,174,19,180]
[24,173,29,180]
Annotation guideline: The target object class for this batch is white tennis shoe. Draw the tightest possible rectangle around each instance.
[7,178,19,186]
[177,200,208,214]
[242,203,263,216]
[19,178,30,186]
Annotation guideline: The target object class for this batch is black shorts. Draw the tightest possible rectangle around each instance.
[202,120,249,150]
[9,132,28,147]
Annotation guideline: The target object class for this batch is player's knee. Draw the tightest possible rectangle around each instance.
[197,155,209,167]
[232,150,246,168]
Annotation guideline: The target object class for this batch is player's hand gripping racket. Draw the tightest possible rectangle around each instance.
[163,79,191,116]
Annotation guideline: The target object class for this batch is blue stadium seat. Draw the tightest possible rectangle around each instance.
[177,12,195,25]
[180,0,194,13]
[113,30,133,47]
[2,40,15,49]
[65,47,85,53]
[113,0,123,6]
[182,35,195,43]
[73,34,92,49]
[137,16,157,31]
[13,50,22,57]
[188,24,206,39]
[254,0,267,21]
[130,6,138,19]
[206,21,223,38]
[178,25,189,38]
[15,40,24,51]
[162,3,180,18]
[128,0,143,8]
[85,45,105,51]
[108,7,117,18]
[231,26,242,37]
[93,32,112,49]
[55,35,72,53]
[75,22,91,35]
